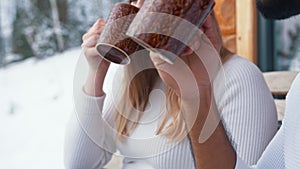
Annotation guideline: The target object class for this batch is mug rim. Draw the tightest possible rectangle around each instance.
[96,42,131,65]
[114,2,140,11]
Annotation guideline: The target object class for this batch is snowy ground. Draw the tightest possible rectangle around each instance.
[0,47,119,169]
[0,48,80,169]
[0,48,75,168]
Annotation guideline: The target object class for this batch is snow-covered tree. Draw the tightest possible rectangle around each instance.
[12,1,35,58]
[5,0,124,64]
[64,0,102,48]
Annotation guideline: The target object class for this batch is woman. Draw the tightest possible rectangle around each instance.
[64,1,277,168]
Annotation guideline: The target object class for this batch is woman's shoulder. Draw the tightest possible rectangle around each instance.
[223,55,261,74]
[222,54,264,83]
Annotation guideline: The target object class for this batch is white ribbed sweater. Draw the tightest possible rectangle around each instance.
[64,55,278,169]
[236,73,300,169]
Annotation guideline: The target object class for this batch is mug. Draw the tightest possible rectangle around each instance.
[96,2,141,65]
[126,0,215,63]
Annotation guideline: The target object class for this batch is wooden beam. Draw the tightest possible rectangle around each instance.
[236,0,257,64]
[214,0,237,53]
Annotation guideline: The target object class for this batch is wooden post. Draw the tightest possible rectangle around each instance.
[214,0,237,53]
[236,0,258,64]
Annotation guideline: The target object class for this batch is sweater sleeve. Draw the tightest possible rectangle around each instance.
[235,125,285,169]
[216,56,278,165]
[64,88,116,169]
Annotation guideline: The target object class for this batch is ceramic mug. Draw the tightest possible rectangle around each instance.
[126,0,215,63]
[96,2,141,65]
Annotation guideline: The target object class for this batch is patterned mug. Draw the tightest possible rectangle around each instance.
[96,2,141,65]
[126,0,215,63]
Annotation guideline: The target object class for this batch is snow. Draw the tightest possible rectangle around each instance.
[0,48,79,169]
[0,47,120,169]
[0,48,73,168]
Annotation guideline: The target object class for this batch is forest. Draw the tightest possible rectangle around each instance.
[0,0,122,66]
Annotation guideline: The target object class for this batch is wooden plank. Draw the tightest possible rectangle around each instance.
[275,99,285,121]
[263,71,299,96]
[236,0,257,64]
[214,0,237,53]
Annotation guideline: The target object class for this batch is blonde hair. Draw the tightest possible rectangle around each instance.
[114,12,225,142]
[114,53,186,142]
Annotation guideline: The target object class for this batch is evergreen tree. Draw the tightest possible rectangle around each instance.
[8,0,123,63]
[64,0,101,48]
[12,3,34,58]
[12,0,58,59]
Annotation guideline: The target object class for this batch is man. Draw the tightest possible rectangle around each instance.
[194,0,300,168]
[235,1,300,168]
[150,0,300,168]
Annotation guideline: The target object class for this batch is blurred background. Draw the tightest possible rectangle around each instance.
[0,0,119,168]
[0,0,299,169]
[258,13,300,71]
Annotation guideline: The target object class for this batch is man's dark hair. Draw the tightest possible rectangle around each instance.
[257,0,300,19]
